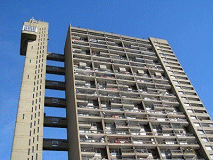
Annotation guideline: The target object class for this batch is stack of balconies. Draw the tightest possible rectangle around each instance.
[69,27,204,159]
[151,38,213,159]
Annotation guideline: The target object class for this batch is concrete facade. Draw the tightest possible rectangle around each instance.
[11,19,48,160]
[11,19,213,160]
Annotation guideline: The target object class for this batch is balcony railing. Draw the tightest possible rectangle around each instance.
[78,113,100,118]
[106,130,129,135]
[80,138,105,143]
[130,132,153,136]
[79,129,104,134]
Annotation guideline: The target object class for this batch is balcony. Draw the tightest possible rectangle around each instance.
[81,148,96,157]
[183,148,196,158]
[46,65,65,75]
[159,141,179,145]
[136,149,150,158]
[130,131,153,136]
[101,106,123,112]
[115,122,128,129]
[75,80,96,89]
[92,51,109,58]
[80,138,105,144]
[155,133,175,137]
[43,138,68,151]
[44,97,66,108]
[149,117,170,122]
[111,54,128,61]
[160,124,173,131]
[78,113,101,120]
[126,116,147,121]
[153,104,175,112]
[78,121,92,127]
[76,88,97,96]
[81,148,103,158]
[109,138,131,144]
[104,114,125,119]
[132,140,155,145]
[116,74,135,81]
[44,116,67,128]
[96,73,115,80]
[121,149,135,157]
[172,124,184,131]
[99,90,120,98]
[45,80,65,90]
[79,129,104,134]
[179,141,199,148]
[167,112,185,118]
[74,69,94,77]
[77,99,99,110]
[169,118,188,125]
[170,150,183,158]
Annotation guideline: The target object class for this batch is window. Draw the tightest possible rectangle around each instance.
[52,141,59,146]
[198,130,204,135]
[155,72,162,77]
[137,70,144,75]
[184,103,190,107]
[187,109,193,113]
[178,91,184,95]
[191,116,197,120]
[206,146,213,151]
[181,97,187,101]
[79,62,86,68]
[119,67,126,73]
[100,65,107,71]
[194,123,200,127]
[176,86,181,89]
[201,138,208,143]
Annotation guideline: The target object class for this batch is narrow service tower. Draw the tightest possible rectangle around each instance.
[11,18,48,160]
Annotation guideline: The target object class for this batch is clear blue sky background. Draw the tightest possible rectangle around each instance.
[1,0,213,159]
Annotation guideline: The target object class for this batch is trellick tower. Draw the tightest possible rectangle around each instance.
[11,18,213,160]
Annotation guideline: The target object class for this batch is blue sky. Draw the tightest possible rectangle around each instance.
[1,0,213,159]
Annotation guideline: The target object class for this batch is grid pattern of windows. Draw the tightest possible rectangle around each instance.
[67,28,204,159]
[12,19,213,160]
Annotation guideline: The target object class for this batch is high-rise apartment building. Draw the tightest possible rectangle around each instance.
[11,18,213,160]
